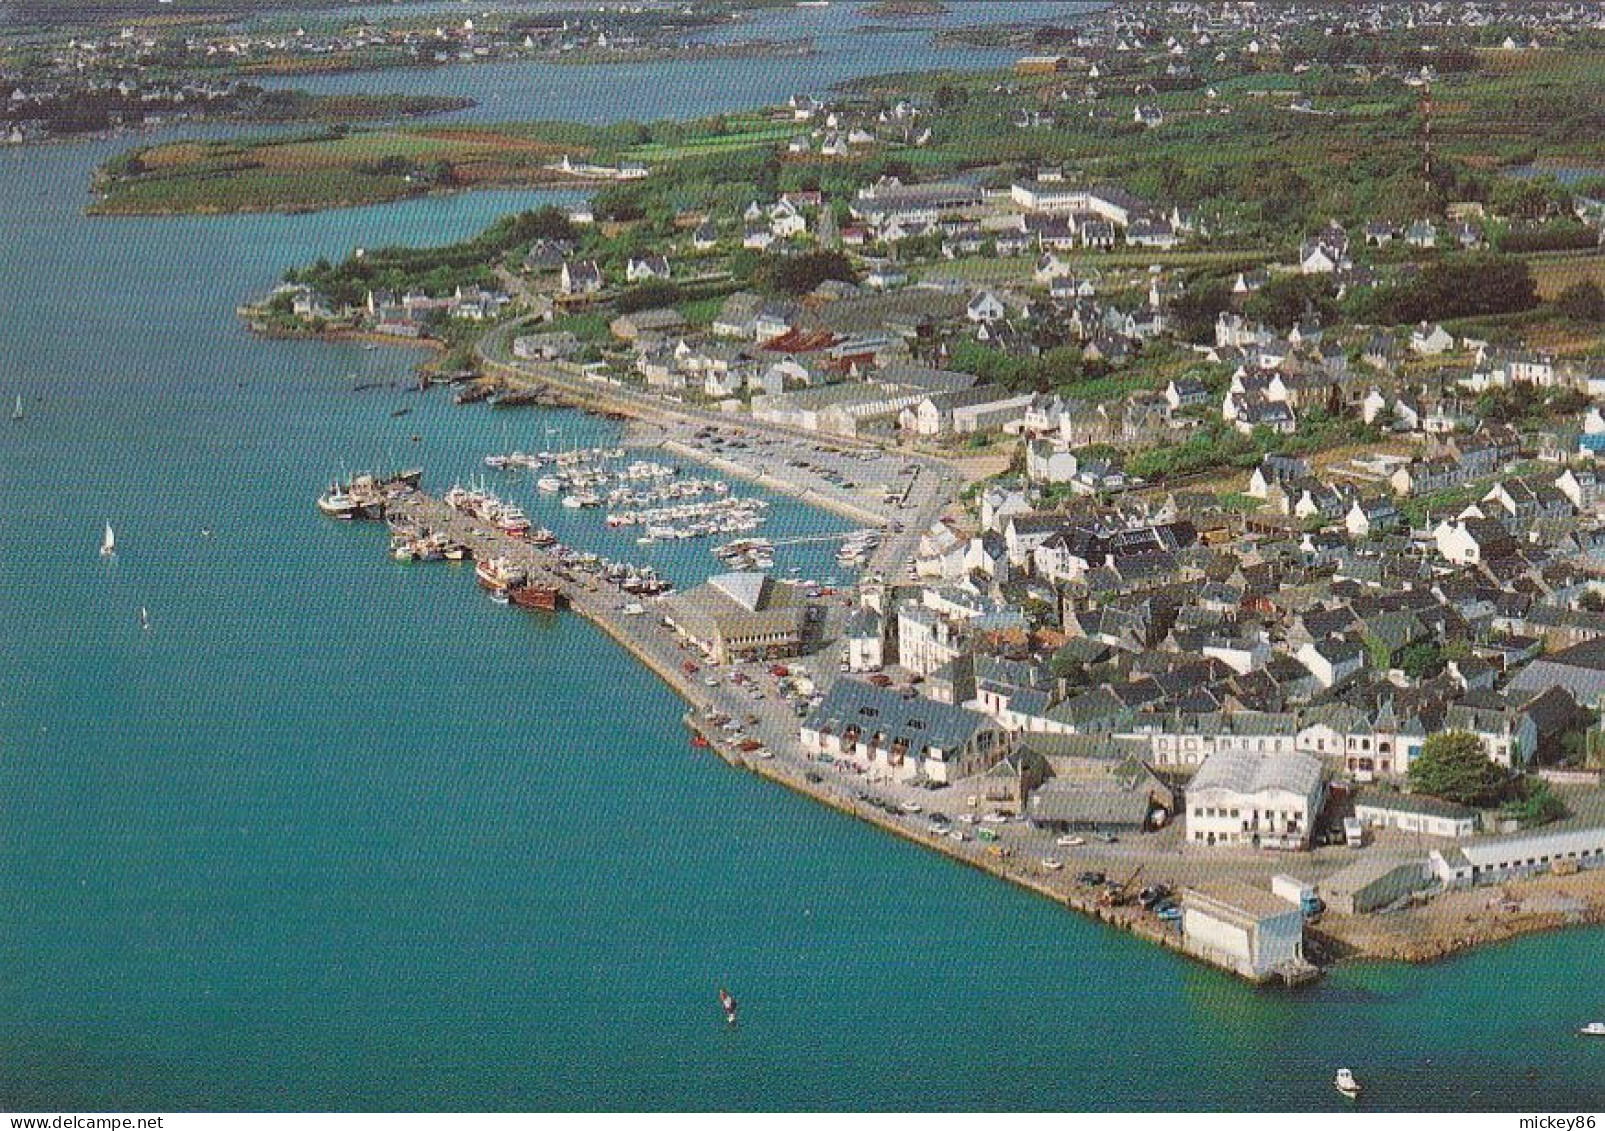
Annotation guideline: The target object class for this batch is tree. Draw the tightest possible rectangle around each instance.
[1556,280,1605,322]
[1409,731,1510,807]
[1050,646,1086,684]
[1245,273,1337,330]
[614,280,682,313]
[1397,642,1445,681]
[1499,778,1568,828]
[1169,277,1233,343]
[759,250,856,296]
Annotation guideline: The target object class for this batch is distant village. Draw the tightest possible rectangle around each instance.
[0,4,805,141]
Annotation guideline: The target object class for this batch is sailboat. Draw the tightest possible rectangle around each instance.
[12,394,22,421]
[100,523,116,557]
[139,606,150,631]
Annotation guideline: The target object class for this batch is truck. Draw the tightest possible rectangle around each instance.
[1271,875,1328,919]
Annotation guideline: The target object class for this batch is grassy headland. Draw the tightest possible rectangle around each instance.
[88,112,811,215]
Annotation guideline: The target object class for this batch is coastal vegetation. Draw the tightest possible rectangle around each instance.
[286,205,577,308]
[90,126,583,214]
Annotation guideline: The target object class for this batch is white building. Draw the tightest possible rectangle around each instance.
[1186,748,1325,848]
[1181,882,1308,980]
[799,680,1009,785]
[844,608,885,673]
[1430,823,1605,886]
[1354,793,1478,839]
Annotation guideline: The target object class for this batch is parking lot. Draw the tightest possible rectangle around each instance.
[677,422,927,517]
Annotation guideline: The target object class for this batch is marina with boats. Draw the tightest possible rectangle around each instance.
[323,468,677,608]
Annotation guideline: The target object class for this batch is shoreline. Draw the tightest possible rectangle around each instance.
[90,172,596,218]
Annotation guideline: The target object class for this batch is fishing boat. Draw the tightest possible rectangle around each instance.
[475,556,527,593]
[510,583,564,612]
[719,988,738,1026]
[1580,1022,1605,1037]
[100,523,116,557]
[495,506,532,536]
[1334,1069,1361,1098]
[316,487,363,520]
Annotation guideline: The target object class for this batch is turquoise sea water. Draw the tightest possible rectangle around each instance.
[0,13,1602,1112]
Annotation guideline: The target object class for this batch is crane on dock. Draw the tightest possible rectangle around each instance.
[1098,865,1144,908]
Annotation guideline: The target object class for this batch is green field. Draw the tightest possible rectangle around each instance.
[623,125,795,162]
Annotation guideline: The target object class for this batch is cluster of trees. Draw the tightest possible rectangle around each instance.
[756,250,856,296]
[1125,410,1380,483]
[1345,253,1538,325]
[1286,31,1481,73]
[1409,732,1569,827]
[352,154,456,186]
[1494,223,1599,254]
[946,339,1079,390]
[1245,274,1337,330]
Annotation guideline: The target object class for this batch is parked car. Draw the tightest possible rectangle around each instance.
[1138,884,1173,910]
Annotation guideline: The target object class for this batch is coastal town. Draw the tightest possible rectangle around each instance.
[250,0,1605,989]
[171,0,1605,983]
[23,0,1605,1117]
